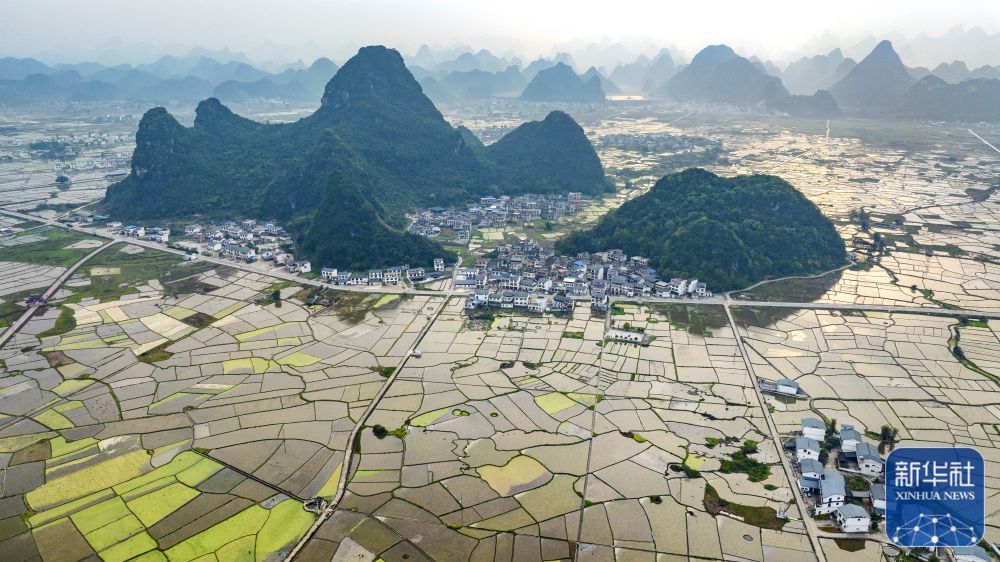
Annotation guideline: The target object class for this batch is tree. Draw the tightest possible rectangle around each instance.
[55,175,70,184]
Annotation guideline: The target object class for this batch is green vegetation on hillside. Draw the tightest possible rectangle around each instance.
[488,111,610,196]
[102,46,607,270]
[556,169,846,291]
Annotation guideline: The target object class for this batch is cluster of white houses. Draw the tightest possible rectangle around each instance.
[111,224,170,244]
[791,417,886,533]
[461,244,713,313]
[409,193,588,243]
[319,259,446,286]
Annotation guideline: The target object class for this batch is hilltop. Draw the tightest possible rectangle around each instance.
[521,63,605,103]
[656,45,787,107]
[829,40,916,112]
[102,46,608,269]
[555,169,846,290]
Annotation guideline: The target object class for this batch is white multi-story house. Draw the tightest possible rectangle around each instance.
[513,291,530,308]
[833,504,870,533]
[795,437,820,462]
[816,469,846,514]
[840,425,862,454]
[855,442,884,476]
[385,267,402,284]
[222,244,255,261]
[801,418,826,441]
[321,268,338,281]
[434,258,445,272]
[799,458,823,480]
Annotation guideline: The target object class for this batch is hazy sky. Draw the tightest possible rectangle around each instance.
[3,0,1000,65]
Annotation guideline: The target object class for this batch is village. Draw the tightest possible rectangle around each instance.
[56,206,716,315]
[407,192,590,243]
[459,239,712,313]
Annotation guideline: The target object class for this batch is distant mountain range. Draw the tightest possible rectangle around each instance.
[0,54,340,105]
[782,49,856,95]
[4,39,998,121]
[101,46,610,269]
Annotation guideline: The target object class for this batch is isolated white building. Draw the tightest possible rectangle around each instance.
[833,504,870,533]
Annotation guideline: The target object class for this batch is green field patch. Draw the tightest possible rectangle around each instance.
[85,513,144,550]
[131,550,169,562]
[54,400,85,414]
[90,267,121,276]
[29,488,115,528]
[316,463,343,498]
[51,379,94,397]
[222,357,270,374]
[0,227,103,268]
[99,530,158,562]
[148,392,209,412]
[218,535,256,560]
[127,482,200,526]
[56,362,88,378]
[234,323,294,342]
[49,436,98,459]
[120,476,177,502]
[163,306,196,320]
[34,408,74,430]
[477,455,551,496]
[212,301,246,319]
[276,337,300,346]
[164,504,268,561]
[113,452,200,496]
[410,408,450,427]
[567,392,600,406]
[684,452,708,470]
[58,333,94,344]
[49,339,107,351]
[28,449,151,510]
[276,352,320,367]
[255,499,315,561]
[70,496,131,535]
[373,294,400,309]
[534,392,577,415]
[353,470,382,478]
[177,457,223,487]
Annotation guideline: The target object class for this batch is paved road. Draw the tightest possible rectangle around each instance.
[723,303,828,562]
[0,239,115,349]
[0,208,464,298]
[283,295,450,561]
[970,129,1000,155]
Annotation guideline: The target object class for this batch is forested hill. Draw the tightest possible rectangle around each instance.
[489,111,610,195]
[102,45,609,269]
[555,169,846,290]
